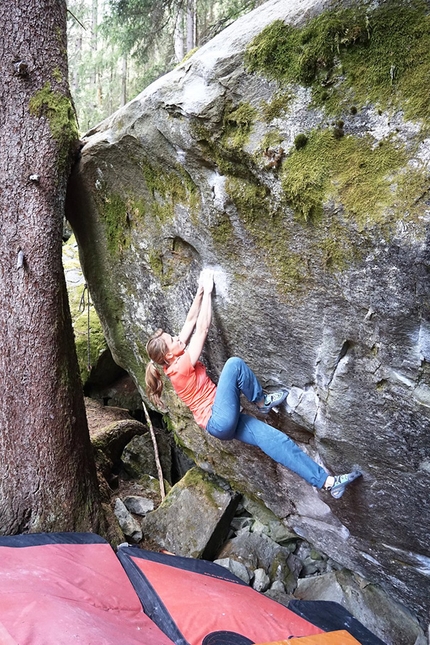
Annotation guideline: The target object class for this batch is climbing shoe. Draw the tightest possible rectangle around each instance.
[329,471,362,499]
[258,389,289,414]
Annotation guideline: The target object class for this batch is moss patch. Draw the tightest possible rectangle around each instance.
[191,4,430,294]
[209,212,237,249]
[281,128,426,227]
[145,235,199,288]
[223,126,428,294]
[147,248,164,279]
[194,102,259,179]
[29,82,78,167]
[261,90,293,122]
[179,47,199,65]
[192,111,258,181]
[97,158,201,259]
[294,133,308,150]
[225,176,270,228]
[222,102,258,149]
[142,162,200,224]
[245,0,430,123]
[259,131,285,153]
[224,175,307,290]
[179,467,228,511]
[97,193,142,256]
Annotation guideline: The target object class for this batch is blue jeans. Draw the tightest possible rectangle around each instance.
[206,357,328,488]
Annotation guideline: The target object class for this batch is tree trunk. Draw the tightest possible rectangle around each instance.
[91,0,98,86]
[174,6,185,62]
[186,0,196,51]
[0,0,104,535]
[121,55,128,107]
[72,33,82,97]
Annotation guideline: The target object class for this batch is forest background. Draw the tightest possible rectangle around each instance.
[67,0,265,132]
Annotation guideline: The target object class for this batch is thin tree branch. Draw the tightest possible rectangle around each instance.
[142,399,166,501]
[67,8,87,30]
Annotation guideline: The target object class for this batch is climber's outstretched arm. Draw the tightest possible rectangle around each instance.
[187,270,214,366]
[179,269,214,347]
[178,285,204,346]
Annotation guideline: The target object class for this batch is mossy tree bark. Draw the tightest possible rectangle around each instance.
[0,0,104,535]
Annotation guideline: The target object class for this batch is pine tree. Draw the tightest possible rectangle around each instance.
[0,0,104,535]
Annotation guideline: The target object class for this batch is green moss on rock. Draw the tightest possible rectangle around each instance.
[259,131,285,153]
[245,0,430,123]
[226,176,269,227]
[179,47,199,65]
[189,4,430,296]
[261,91,293,122]
[142,161,200,224]
[224,122,427,294]
[294,133,308,150]
[180,467,229,511]
[223,102,258,150]
[191,116,257,180]
[280,128,425,227]
[72,299,107,384]
[148,248,164,279]
[224,175,310,289]
[95,157,201,258]
[209,212,236,249]
[98,193,141,256]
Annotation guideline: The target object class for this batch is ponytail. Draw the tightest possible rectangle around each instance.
[145,329,168,407]
[145,361,164,407]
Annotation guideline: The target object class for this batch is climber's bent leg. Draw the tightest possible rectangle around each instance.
[206,357,264,440]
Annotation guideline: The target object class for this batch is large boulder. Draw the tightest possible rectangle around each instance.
[66,0,430,627]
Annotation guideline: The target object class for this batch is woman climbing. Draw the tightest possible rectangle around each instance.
[145,269,361,499]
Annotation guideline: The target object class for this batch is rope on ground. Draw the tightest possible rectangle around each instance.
[141,399,166,501]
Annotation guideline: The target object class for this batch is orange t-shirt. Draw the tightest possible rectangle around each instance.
[164,351,216,429]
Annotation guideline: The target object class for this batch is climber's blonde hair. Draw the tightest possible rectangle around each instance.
[145,329,168,407]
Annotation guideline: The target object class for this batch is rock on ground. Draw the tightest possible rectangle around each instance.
[141,467,240,558]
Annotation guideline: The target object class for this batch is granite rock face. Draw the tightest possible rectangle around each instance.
[66,0,430,626]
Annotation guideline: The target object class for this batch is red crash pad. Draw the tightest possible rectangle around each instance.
[118,546,324,645]
[0,533,174,645]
